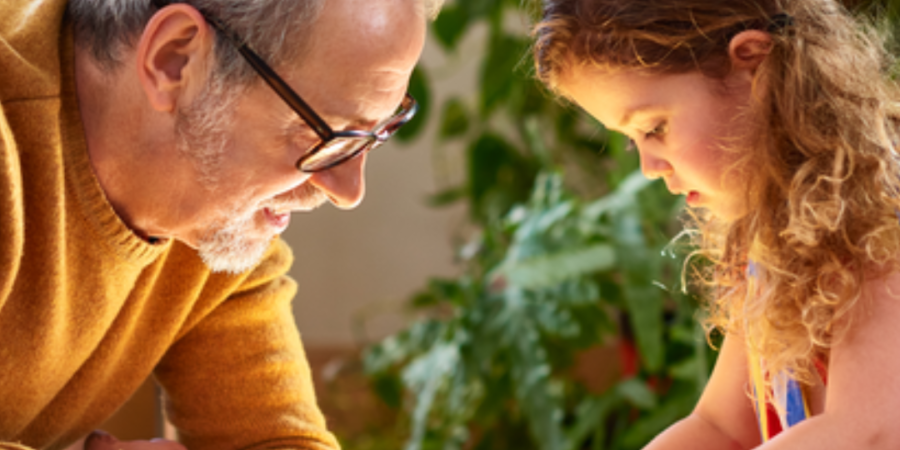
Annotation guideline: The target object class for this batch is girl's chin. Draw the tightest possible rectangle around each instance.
[706,203,749,222]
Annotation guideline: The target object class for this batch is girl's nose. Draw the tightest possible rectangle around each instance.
[640,154,674,180]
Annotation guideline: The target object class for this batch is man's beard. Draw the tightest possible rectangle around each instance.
[195,205,274,275]
[193,186,327,274]
[173,76,278,275]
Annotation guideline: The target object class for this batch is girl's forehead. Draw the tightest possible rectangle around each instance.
[559,67,672,124]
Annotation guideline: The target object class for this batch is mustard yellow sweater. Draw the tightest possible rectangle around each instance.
[0,1,339,449]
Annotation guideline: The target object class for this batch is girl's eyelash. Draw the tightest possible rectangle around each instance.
[625,121,667,152]
[644,122,667,139]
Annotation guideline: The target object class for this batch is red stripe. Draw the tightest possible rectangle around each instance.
[765,403,783,438]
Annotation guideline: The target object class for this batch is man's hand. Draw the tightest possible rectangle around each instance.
[83,431,187,450]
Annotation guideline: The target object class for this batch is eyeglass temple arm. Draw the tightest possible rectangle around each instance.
[150,0,335,140]
[225,40,336,140]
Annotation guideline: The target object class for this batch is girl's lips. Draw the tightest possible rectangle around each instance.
[686,191,701,205]
[263,207,291,232]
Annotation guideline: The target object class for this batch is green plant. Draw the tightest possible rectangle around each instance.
[363,1,717,449]
[366,170,714,450]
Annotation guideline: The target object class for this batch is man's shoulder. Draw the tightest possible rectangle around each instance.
[164,237,296,296]
[0,99,25,303]
[226,238,295,295]
[0,0,71,103]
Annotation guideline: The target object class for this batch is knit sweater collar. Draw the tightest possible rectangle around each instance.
[60,25,172,267]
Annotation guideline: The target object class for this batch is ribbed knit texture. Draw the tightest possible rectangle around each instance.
[0,1,340,450]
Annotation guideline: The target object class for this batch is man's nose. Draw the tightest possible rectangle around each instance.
[640,154,674,180]
[307,153,368,209]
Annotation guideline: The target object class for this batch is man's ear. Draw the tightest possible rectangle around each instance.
[728,30,773,74]
[135,4,214,113]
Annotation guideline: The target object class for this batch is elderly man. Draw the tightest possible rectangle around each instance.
[0,0,435,448]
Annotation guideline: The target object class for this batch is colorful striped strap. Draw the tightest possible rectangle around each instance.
[748,351,810,442]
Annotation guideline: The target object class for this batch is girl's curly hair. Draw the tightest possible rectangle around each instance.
[533,0,900,385]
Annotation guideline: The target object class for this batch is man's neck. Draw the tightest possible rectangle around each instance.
[73,46,195,242]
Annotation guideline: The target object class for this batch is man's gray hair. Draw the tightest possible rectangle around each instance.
[69,0,444,85]
[68,0,326,84]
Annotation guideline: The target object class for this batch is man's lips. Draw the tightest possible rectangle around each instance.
[263,207,291,232]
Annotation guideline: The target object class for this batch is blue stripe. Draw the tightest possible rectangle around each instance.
[784,378,807,427]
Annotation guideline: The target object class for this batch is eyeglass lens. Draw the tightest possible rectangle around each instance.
[297,94,416,172]
[298,137,375,172]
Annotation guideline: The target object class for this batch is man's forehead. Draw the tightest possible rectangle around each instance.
[303,0,425,63]
[287,44,419,125]
[264,0,424,128]
[277,75,404,133]
[320,89,407,129]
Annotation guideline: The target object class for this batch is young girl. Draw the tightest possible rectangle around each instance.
[533,0,900,448]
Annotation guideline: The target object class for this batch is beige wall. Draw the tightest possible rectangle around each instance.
[282,139,462,347]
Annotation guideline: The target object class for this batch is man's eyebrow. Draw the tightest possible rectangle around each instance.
[297,113,372,132]
[349,117,376,129]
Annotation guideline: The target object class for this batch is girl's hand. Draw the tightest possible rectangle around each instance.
[83,431,187,450]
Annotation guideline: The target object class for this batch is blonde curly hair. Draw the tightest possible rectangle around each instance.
[533,0,900,385]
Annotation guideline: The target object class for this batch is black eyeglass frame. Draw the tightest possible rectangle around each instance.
[150,0,418,172]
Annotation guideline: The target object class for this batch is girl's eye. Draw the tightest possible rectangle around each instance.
[626,121,667,152]
[644,122,668,139]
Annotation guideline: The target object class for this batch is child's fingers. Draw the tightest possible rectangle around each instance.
[83,430,187,450]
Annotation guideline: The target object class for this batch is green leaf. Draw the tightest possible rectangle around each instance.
[370,372,404,409]
[523,116,553,167]
[507,319,568,450]
[467,133,536,221]
[403,344,461,450]
[582,170,654,222]
[668,356,702,381]
[480,34,528,115]
[458,0,503,19]
[623,286,665,372]
[428,186,468,207]
[618,389,696,449]
[532,302,580,338]
[439,98,471,140]
[567,394,620,450]
[615,378,657,410]
[501,244,616,290]
[411,290,440,308]
[604,131,640,186]
[363,320,445,374]
[432,4,470,51]
[395,66,431,142]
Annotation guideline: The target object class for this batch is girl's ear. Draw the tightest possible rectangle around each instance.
[728,30,773,74]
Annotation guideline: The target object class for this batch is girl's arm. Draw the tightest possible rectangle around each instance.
[754,269,900,449]
[643,334,762,450]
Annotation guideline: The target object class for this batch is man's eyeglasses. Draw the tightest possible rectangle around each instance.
[151,0,418,173]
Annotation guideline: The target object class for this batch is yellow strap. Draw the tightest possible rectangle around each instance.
[748,349,770,442]
[802,383,811,418]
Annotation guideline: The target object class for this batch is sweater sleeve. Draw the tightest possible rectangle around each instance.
[0,103,24,313]
[154,240,340,450]
[0,444,35,450]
